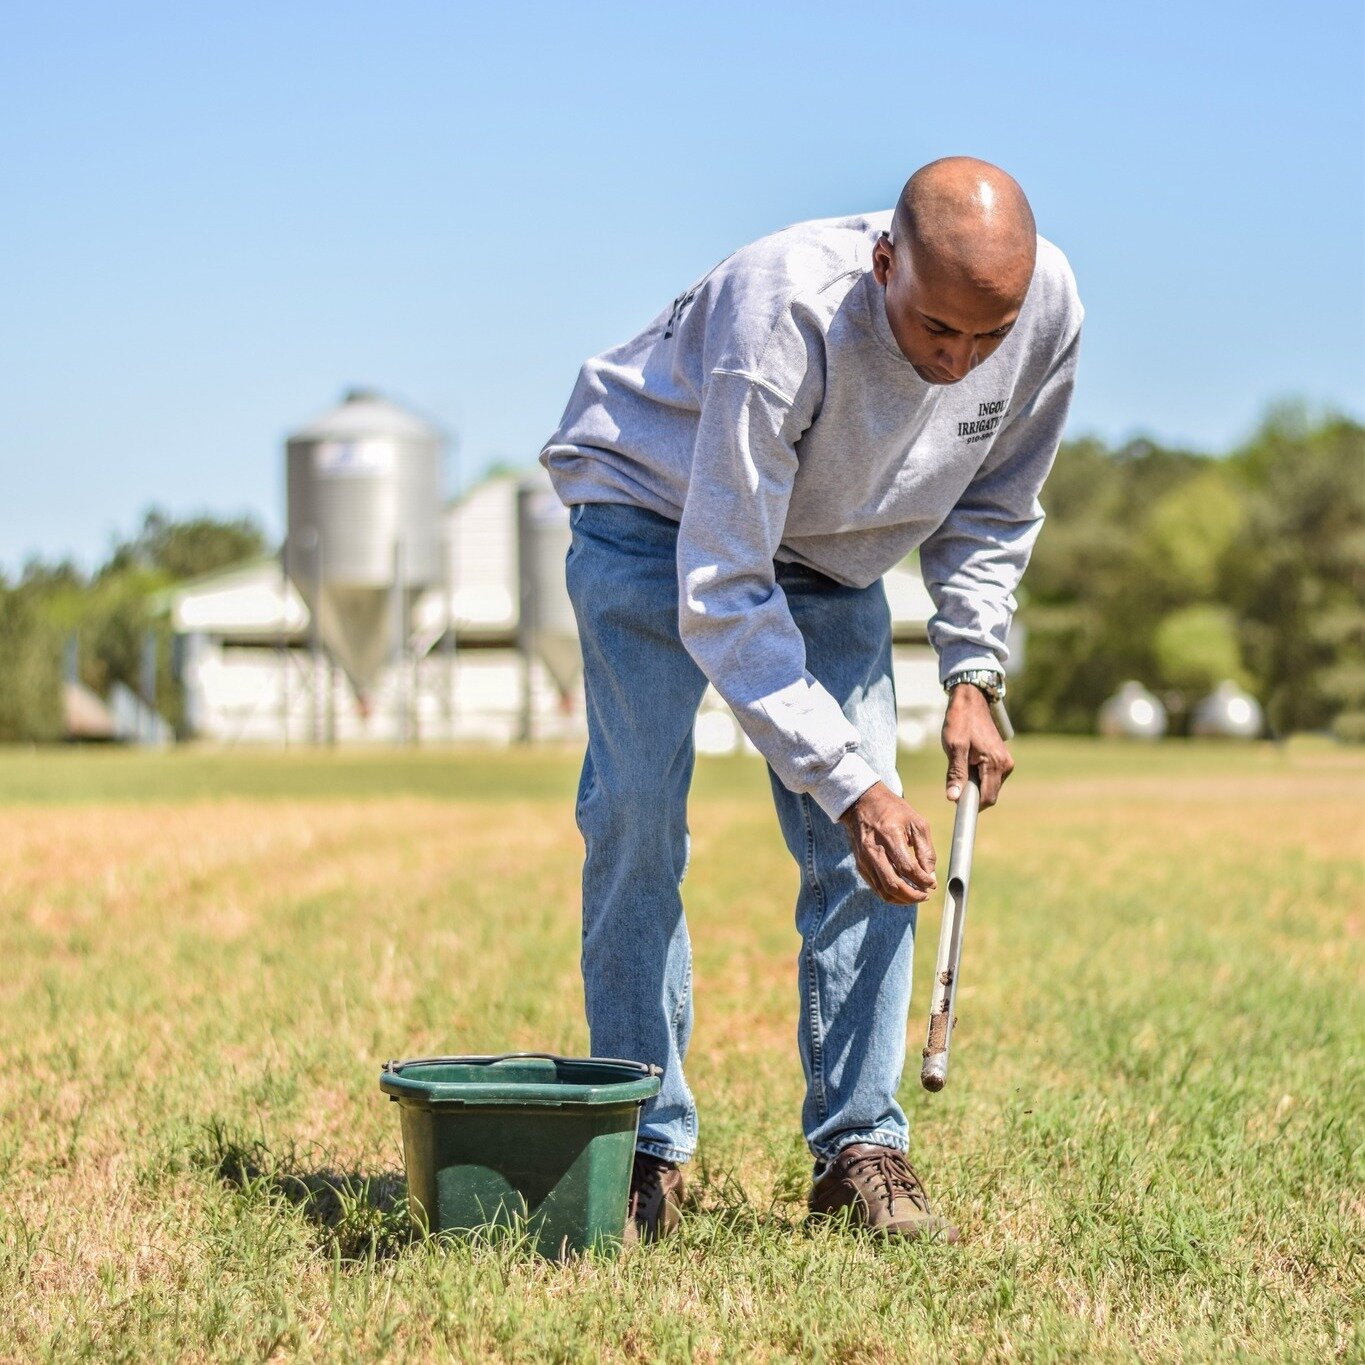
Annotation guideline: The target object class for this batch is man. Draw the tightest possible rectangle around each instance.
[540,157,1082,1243]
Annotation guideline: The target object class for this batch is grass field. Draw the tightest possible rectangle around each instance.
[0,739,1361,1362]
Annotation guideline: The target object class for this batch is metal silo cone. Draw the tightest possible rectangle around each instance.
[284,389,445,705]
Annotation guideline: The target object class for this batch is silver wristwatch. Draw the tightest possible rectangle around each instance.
[943,668,1006,703]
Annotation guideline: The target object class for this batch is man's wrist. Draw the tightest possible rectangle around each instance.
[943,668,1006,704]
[818,753,881,825]
[837,778,886,826]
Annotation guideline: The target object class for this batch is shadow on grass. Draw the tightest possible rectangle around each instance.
[198,1123,853,1263]
[200,1121,413,1262]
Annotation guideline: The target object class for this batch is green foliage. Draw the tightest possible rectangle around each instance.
[77,567,170,697]
[0,511,268,742]
[1017,405,1364,736]
[0,579,63,742]
[1225,406,1365,732]
[1153,605,1248,693]
[104,507,266,581]
[1331,711,1365,744]
[1140,468,1244,602]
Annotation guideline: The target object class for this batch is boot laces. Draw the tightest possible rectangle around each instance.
[845,1147,929,1213]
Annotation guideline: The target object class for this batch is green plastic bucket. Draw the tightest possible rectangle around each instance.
[379,1052,661,1258]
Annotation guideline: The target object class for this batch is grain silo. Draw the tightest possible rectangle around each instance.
[516,467,581,737]
[1190,680,1264,739]
[1098,680,1168,740]
[284,389,444,709]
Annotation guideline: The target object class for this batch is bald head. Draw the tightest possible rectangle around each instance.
[892,157,1036,300]
[871,158,1037,384]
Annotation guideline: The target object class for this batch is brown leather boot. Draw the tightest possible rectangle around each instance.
[809,1143,960,1243]
[623,1151,685,1244]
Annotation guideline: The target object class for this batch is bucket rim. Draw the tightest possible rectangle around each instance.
[379,1051,663,1108]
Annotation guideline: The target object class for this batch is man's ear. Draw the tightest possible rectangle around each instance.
[872,233,895,286]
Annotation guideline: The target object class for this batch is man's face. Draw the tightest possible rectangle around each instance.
[872,234,1030,385]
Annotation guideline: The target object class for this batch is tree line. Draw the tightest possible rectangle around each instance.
[0,403,1360,743]
[0,512,266,741]
[1014,404,1363,739]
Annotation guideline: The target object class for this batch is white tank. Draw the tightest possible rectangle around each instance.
[1190,680,1264,739]
[516,469,581,698]
[284,389,444,698]
[1098,680,1167,740]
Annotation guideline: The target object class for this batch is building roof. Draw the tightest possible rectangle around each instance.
[170,558,310,638]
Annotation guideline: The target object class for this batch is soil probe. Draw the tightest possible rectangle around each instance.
[920,699,1013,1093]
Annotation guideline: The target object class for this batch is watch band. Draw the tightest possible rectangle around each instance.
[943,668,1006,703]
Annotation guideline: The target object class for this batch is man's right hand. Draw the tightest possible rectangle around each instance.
[838,782,938,905]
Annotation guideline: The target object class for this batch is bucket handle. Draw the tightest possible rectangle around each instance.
[382,1051,662,1077]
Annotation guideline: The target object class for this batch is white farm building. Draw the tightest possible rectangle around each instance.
[168,473,951,751]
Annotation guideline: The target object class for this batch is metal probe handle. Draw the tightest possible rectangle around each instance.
[920,698,1010,1092]
[990,698,1015,742]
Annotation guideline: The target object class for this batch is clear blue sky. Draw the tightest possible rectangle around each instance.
[2,1,1361,571]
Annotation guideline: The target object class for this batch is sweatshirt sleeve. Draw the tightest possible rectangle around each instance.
[675,368,882,822]
[919,326,1082,682]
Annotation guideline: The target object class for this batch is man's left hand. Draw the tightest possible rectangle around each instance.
[942,684,1014,808]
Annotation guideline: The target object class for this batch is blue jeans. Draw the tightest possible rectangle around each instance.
[565,501,914,1165]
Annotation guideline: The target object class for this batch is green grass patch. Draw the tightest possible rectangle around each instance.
[0,740,1360,1360]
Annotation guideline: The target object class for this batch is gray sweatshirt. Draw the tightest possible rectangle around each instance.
[540,210,1083,821]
